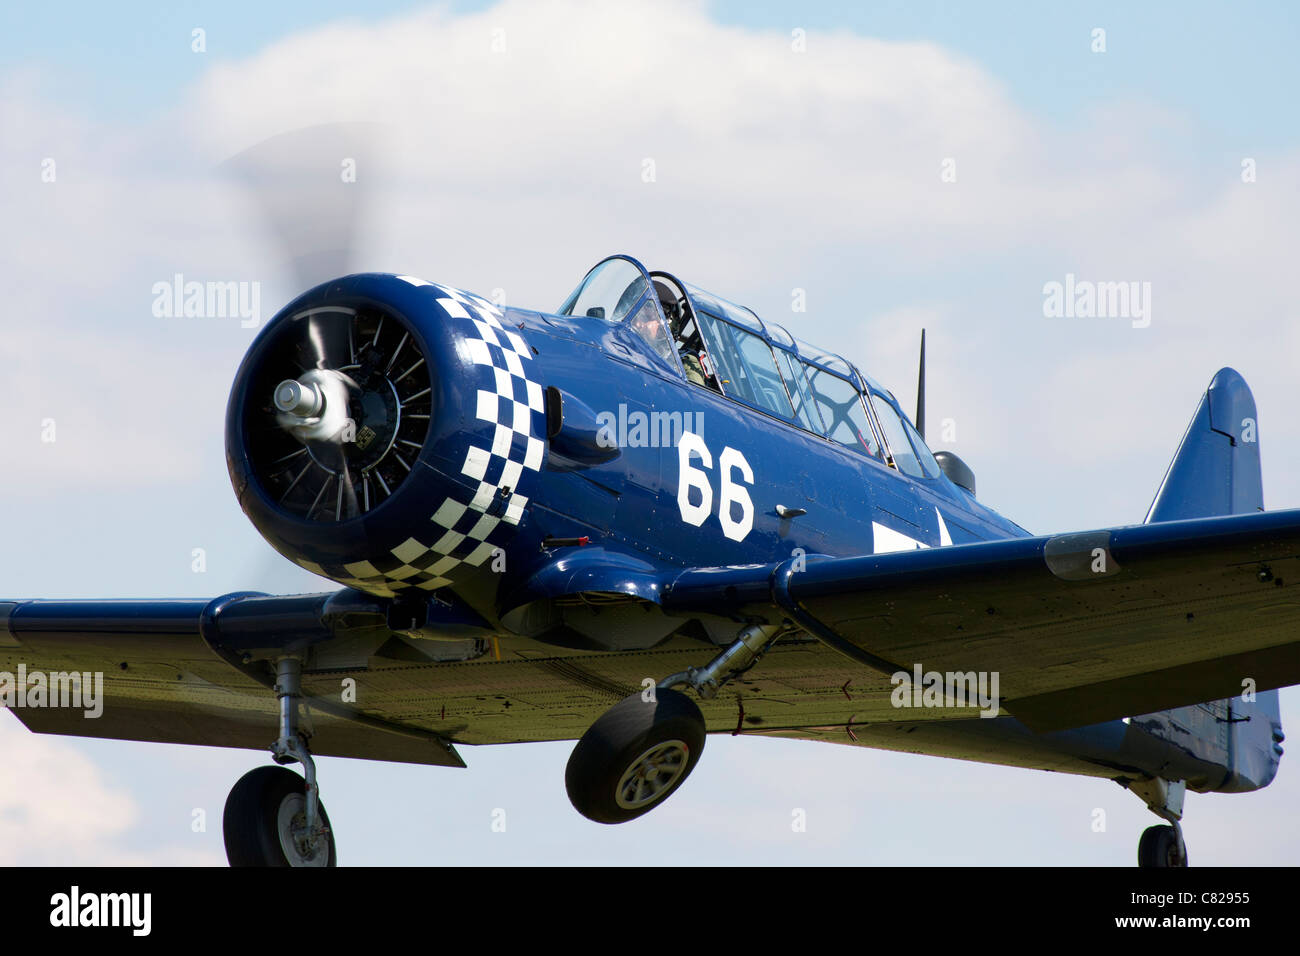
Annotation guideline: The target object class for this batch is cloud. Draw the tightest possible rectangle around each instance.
[0,713,218,865]
[172,0,1300,524]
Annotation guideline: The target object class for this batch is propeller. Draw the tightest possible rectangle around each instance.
[243,305,434,522]
[272,367,361,519]
[223,123,432,522]
[221,121,389,290]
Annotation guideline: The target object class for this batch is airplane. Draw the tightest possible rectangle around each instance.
[3,251,1296,867]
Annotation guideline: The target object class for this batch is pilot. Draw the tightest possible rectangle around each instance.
[629,300,669,353]
[661,295,708,388]
[679,348,707,388]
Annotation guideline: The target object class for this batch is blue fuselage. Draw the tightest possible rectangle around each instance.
[228,270,1278,797]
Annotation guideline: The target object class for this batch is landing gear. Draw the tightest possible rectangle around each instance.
[566,688,706,823]
[223,657,337,866]
[1127,777,1188,868]
[224,765,337,866]
[565,623,786,824]
[1138,824,1187,868]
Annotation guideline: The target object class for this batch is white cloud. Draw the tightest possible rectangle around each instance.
[172,0,1300,524]
[0,713,217,865]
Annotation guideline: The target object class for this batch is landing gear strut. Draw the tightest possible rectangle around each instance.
[1128,777,1188,868]
[565,624,785,823]
[223,657,337,866]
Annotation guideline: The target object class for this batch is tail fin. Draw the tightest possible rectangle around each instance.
[1146,367,1262,522]
[1138,367,1282,792]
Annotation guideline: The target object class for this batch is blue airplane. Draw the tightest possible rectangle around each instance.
[2,253,1294,867]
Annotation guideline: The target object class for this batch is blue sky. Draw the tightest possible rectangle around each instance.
[4,0,1298,149]
[1,0,1297,865]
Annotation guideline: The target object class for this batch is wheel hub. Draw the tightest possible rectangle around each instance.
[276,793,329,867]
[615,739,689,810]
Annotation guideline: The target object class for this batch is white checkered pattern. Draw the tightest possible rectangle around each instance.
[299,278,546,598]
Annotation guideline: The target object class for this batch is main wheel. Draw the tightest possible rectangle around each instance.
[566,688,707,824]
[1138,824,1187,868]
[223,765,337,867]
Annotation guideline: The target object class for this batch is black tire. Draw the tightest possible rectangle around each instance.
[1138,824,1187,868]
[566,688,706,824]
[223,765,337,867]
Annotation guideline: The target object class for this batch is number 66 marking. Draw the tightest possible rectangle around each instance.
[677,432,754,541]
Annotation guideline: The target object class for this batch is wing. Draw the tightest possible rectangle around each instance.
[0,591,467,767]
[661,508,1300,732]
[9,510,1299,754]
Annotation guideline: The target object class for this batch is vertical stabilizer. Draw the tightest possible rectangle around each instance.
[1139,367,1281,793]
[1146,367,1262,522]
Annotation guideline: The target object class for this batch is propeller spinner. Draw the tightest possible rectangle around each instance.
[244,307,434,522]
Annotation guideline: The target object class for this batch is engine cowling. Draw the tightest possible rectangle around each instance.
[226,273,547,599]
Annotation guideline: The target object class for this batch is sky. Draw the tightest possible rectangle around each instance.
[1,0,1297,865]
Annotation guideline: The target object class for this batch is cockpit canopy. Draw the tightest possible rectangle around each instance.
[557,257,648,324]
[558,255,946,485]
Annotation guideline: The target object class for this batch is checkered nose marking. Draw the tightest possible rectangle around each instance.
[296,278,546,597]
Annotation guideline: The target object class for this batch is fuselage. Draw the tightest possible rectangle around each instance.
[514,298,1025,566]
[224,258,1280,798]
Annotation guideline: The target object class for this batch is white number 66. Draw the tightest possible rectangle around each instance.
[677,432,754,541]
